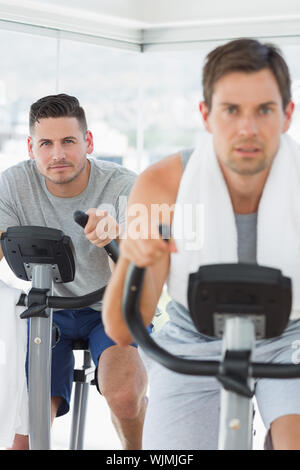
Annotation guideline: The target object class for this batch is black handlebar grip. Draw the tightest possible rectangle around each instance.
[73,210,89,228]
[158,223,172,241]
[73,209,119,263]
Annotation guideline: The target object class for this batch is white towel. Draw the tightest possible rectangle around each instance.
[0,280,28,447]
[168,132,300,320]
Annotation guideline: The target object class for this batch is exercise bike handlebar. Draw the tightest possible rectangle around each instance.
[122,257,300,382]
[17,211,120,311]
[122,263,220,376]
[73,210,119,263]
[46,287,106,309]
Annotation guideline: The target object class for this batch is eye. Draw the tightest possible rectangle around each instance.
[226,105,238,115]
[64,139,75,144]
[259,106,272,115]
[40,141,51,147]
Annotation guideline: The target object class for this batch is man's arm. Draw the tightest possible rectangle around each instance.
[102,154,183,346]
[0,170,22,262]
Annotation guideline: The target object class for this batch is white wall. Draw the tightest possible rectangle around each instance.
[2,0,300,26]
[1,0,300,49]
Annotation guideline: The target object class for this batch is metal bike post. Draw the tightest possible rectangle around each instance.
[28,265,54,450]
[218,317,255,450]
[69,349,91,450]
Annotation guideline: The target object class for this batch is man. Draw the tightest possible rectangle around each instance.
[102,39,300,450]
[0,94,149,450]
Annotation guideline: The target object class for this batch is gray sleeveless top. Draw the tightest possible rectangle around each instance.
[168,148,258,331]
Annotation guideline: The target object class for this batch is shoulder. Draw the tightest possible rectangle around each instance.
[131,153,184,206]
[140,148,194,195]
[144,152,181,178]
[89,158,136,199]
[90,157,136,180]
[0,160,35,183]
[1,159,29,172]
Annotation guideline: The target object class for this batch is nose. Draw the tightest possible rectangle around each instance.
[237,115,258,138]
[52,143,66,161]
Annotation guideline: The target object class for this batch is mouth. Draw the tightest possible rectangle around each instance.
[49,164,72,169]
[234,146,261,157]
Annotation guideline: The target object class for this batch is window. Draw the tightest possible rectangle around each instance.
[58,38,140,171]
[141,50,206,168]
[0,27,57,172]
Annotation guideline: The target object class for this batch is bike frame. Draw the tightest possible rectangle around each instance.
[218,317,255,449]
[28,264,53,450]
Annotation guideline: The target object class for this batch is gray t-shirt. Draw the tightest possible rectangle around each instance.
[168,148,258,331]
[235,212,257,264]
[0,157,136,310]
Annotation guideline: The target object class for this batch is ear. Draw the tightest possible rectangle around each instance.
[282,100,295,133]
[85,130,94,154]
[27,136,35,160]
[199,101,212,133]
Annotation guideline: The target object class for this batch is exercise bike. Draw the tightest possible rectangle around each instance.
[121,228,300,450]
[0,211,119,450]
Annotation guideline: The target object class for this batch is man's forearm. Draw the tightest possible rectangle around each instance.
[102,256,158,346]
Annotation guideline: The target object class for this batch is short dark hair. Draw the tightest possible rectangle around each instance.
[202,38,291,110]
[29,93,87,134]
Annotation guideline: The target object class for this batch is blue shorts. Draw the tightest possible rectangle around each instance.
[27,307,152,417]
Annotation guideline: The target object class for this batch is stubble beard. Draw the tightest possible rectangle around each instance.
[44,159,88,185]
[223,148,273,176]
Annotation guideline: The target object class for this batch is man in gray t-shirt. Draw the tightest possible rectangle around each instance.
[0,94,148,450]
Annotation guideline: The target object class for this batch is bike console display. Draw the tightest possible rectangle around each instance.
[1,226,75,283]
[188,263,292,339]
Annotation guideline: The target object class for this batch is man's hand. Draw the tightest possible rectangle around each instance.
[84,208,119,248]
[119,230,177,268]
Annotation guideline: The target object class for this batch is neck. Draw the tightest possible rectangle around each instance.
[220,164,270,214]
[45,159,91,198]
